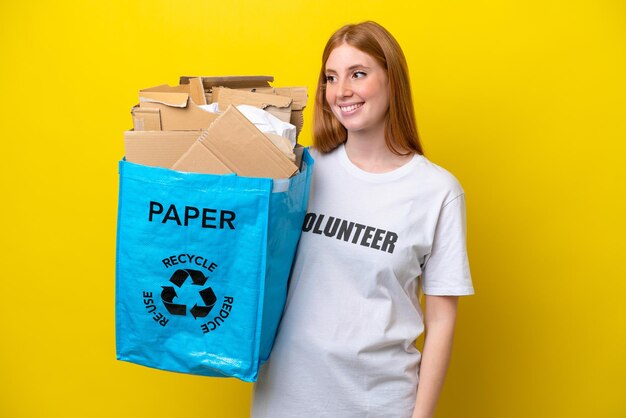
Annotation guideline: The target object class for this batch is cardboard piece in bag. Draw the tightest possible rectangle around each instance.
[232,86,307,136]
[132,107,162,131]
[212,87,293,124]
[179,75,274,90]
[124,130,203,168]
[180,76,274,102]
[173,106,299,179]
[274,87,308,137]
[134,78,218,131]
[264,133,296,162]
[172,141,233,175]
[293,144,305,171]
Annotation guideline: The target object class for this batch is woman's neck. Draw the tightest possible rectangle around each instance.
[344,130,414,173]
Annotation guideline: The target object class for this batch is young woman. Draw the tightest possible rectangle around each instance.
[252,21,474,418]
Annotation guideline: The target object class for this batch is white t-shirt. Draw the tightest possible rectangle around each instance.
[252,144,474,418]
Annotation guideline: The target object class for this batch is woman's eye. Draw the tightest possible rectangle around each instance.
[325,75,336,83]
[353,71,366,79]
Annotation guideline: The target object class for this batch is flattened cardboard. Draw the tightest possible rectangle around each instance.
[204,86,274,105]
[180,75,274,90]
[273,87,307,135]
[132,106,161,131]
[172,141,233,175]
[241,87,275,95]
[274,87,308,110]
[135,101,219,130]
[213,87,292,123]
[294,144,305,171]
[213,87,292,110]
[289,110,304,137]
[134,80,218,131]
[189,77,207,106]
[227,86,307,110]
[139,84,190,107]
[124,130,203,168]
[173,106,298,179]
[264,133,296,162]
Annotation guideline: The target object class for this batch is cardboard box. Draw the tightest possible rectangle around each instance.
[123,130,203,168]
[173,106,298,179]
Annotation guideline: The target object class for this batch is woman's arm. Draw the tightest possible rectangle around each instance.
[411,295,459,418]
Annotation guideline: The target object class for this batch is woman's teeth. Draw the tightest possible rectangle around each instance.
[340,103,363,112]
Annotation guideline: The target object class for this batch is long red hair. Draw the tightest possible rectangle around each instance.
[313,21,423,156]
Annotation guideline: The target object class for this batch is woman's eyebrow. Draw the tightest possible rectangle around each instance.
[347,64,371,71]
[325,64,371,73]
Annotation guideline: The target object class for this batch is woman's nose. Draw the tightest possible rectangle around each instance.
[337,79,353,98]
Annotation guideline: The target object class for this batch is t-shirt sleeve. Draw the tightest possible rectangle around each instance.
[421,193,474,296]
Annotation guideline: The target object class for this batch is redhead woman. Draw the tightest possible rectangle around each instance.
[252,21,474,418]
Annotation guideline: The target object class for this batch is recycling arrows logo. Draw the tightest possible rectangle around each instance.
[160,269,217,319]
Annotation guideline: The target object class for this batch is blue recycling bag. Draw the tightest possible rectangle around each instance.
[115,149,313,382]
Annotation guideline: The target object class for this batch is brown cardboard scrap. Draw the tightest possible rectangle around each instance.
[139,84,190,107]
[131,106,162,131]
[264,133,296,162]
[188,77,207,106]
[179,75,274,90]
[134,82,218,131]
[124,130,203,168]
[274,87,308,110]
[171,139,233,175]
[212,87,294,126]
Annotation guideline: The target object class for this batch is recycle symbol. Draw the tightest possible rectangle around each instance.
[161,269,217,319]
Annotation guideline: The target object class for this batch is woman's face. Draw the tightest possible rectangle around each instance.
[324,43,390,138]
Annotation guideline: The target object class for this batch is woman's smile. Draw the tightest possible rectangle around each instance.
[338,102,364,114]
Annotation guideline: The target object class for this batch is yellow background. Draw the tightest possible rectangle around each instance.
[1,1,625,417]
